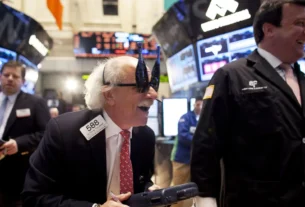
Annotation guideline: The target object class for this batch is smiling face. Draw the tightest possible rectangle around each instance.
[103,57,158,129]
[263,3,305,63]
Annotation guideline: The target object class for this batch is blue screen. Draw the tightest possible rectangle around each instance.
[0,47,16,69]
[197,26,256,81]
[166,44,198,92]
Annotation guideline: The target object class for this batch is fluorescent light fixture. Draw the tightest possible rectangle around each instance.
[29,35,48,56]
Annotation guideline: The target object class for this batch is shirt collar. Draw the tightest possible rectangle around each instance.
[257,47,282,69]
[0,91,20,104]
[103,111,132,140]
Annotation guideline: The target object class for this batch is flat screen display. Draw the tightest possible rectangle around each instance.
[152,6,192,58]
[0,3,53,64]
[0,47,16,69]
[73,32,159,59]
[197,26,256,81]
[166,44,198,92]
[147,117,159,136]
[298,59,305,74]
[18,55,38,94]
[162,98,188,137]
[190,98,195,111]
[148,100,158,117]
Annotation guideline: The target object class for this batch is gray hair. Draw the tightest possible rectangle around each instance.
[84,56,138,110]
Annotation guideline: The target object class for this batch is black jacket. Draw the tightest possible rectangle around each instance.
[0,91,50,196]
[191,50,305,207]
[22,109,155,207]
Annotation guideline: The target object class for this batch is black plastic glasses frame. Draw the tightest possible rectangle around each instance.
[101,43,160,94]
[102,65,162,102]
[102,65,154,92]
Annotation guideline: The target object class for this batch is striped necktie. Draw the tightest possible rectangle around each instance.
[0,96,8,126]
[119,130,134,194]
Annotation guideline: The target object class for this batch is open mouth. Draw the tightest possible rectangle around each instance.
[138,106,150,112]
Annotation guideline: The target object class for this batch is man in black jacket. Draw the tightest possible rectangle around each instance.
[22,55,160,207]
[0,61,50,206]
[191,0,305,207]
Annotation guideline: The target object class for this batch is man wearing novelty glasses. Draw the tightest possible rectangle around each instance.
[22,44,161,207]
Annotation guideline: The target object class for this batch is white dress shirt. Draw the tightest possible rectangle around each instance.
[195,48,286,207]
[257,47,297,81]
[103,111,132,197]
[0,91,19,140]
[257,47,282,69]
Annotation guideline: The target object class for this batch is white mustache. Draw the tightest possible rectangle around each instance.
[138,100,153,107]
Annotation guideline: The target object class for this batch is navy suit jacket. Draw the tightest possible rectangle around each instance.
[22,109,156,207]
[0,91,50,196]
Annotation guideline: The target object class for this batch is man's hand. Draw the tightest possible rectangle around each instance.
[148,184,161,191]
[102,192,131,207]
[0,139,18,155]
[0,149,6,160]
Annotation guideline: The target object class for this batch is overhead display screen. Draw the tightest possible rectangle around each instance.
[0,47,16,69]
[152,6,192,58]
[0,2,53,65]
[73,32,159,59]
[166,44,198,92]
[197,26,256,81]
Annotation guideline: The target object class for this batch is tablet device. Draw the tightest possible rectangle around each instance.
[123,182,198,207]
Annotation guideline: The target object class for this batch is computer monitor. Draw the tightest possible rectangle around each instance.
[18,55,38,94]
[197,26,256,81]
[148,100,158,117]
[298,59,305,73]
[162,98,188,137]
[146,117,160,136]
[189,98,196,111]
[166,44,198,92]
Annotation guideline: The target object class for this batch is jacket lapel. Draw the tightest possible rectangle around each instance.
[247,50,301,108]
[130,127,139,168]
[2,91,24,140]
[88,110,107,200]
[296,63,305,117]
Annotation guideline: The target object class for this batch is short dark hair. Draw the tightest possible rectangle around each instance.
[195,96,202,102]
[0,60,26,80]
[253,0,305,44]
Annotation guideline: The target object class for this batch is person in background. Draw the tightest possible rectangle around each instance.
[49,107,59,118]
[22,55,161,207]
[170,96,203,207]
[57,91,67,114]
[72,104,84,112]
[0,61,50,207]
[191,0,305,207]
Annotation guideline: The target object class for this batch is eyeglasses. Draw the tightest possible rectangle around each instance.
[102,66,154,93]
[105,83,137,87]
[102,43,160,94]
[103,79,156,93]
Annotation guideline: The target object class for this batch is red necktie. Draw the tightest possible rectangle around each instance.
[280,63,301,105]
[119,130,134,194]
